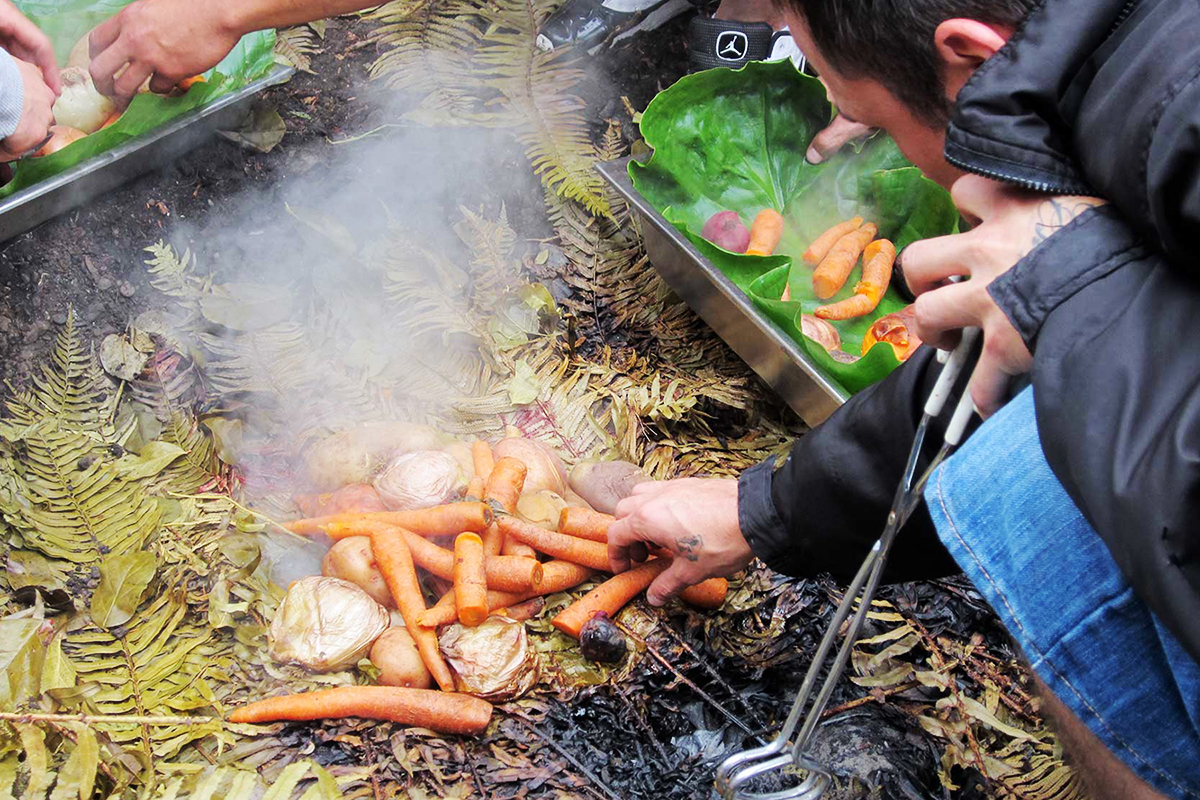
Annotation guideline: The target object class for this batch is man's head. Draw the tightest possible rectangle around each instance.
[777,0,1037,187]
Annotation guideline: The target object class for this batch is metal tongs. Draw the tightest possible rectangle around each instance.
[715,327,982,800]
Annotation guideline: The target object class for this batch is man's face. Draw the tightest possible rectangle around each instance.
[787,15,964,190]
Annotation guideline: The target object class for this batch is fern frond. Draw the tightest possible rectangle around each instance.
[367,0,482,93]
[198,324,313,397]
[274,25,319,73]
[454,205,521,300]
[144,242,205,310]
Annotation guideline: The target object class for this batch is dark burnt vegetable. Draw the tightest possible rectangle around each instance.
[579,612,627,663]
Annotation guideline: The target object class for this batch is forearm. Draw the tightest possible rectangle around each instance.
[0,50,23,140]
[218,0,377,37]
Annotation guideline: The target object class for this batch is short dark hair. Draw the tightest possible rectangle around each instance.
[778,0,1038,124]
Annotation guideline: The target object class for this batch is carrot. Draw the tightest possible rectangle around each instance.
[745,209,785,257]
[228,686,493,734]
[501,538,539,559]
[287,501,493,537]
[558,507,613,543]
[471,440,494,483]
[499,596,546,622]
[481,457,528,556]
[466,477,484,500]
[177,75,207,91]
[368,529,456,691]
[552,561,669,638]
[453,533,489,627]
[418,560,595,628]
[811,222,878,300]
[498,515,611,571]
[802,216,864,266]
[814,238,896,320]
[679,577,729,609]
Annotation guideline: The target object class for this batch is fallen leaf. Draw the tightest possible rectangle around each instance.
[91,552,157,629]
[100,334,150,382]
[114,440,186,479]
[219,105,287,153]
[506,359,540,405]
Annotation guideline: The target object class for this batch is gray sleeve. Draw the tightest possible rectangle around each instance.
[0,50,25,140]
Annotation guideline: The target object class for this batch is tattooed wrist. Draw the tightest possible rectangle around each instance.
[1030,197,1107,250]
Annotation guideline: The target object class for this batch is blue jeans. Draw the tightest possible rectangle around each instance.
[924,386,1200,799]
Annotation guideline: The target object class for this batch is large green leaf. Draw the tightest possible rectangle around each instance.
[629,60,958,394]
[0,1,277,199]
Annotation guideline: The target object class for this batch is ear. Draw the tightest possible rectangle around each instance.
[934,19,1010,101]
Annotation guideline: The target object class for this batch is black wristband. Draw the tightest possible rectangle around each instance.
[688,17,773,72]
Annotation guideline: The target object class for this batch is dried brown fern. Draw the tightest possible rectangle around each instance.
[366,0,482,93]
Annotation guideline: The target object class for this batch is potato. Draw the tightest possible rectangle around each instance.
[443,441,476,478]
[370,627,431,689]
[568,459,652,515]
[295,483,386,517]
[304,422,442,491]
[492,436,568,496]
[321,537,395,609]
[516,489,568,530]
[701,211,750,253]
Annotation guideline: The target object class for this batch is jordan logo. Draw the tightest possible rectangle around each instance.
[715,31,748,61]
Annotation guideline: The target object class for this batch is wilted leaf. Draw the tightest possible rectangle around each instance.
[49,724,98,800]
[40,634,76,694]
[203,417,243,464]
[941,695,1037,742]
[100,334,150,382]
[0,619,44,708]
[0,754,17,800]
[261,761,316,800]
[218,105,287,153]
[6,550,68,591]
[15,724,51,799]
[90,552,157,629]
[114,440,186,479]
[200,282,293,331]
[506,359,540,405]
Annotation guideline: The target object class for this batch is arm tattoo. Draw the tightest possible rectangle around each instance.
[676,534,702,562]
[1032,197,1105,248]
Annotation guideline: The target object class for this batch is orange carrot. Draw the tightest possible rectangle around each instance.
[499,596,546,622]
[369,529,456,691]
[552,561,669,638]
[228,686,493,734]
[679,577,729,609]
[454,532,488,627]
[498,515,610,571]
[418,560,595,627]
[328,520,542,592]
[811,222,878,300]
[814,238,896,320]
[558,507,613,543]
[176,75,207,91]
[802,216,864,266]
[287,502,493,537]
[481,457,528,556]
[501,538,539,559]
[745,209,785,257]
[472,440,494,483]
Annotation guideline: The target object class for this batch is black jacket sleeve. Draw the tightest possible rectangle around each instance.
[989,205,1200,664]
[738,346,964,584]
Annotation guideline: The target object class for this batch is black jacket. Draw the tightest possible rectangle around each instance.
[738,0,1200,665]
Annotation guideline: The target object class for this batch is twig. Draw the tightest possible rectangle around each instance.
[656,618,770,730]
[614,682,670,764]
[326,124,409,145]
[0,712,218,725]
[462,741,487,800]
[612,619,759,741]
[168,491,307,542]
[362,731,385,800]
[508,712,621,800]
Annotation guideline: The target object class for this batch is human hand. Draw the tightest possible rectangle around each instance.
[901,175,1107,417]
[88,0,241,97]
[1,56,56,160]
[806,113,874,164]
[0,0,60,94]
[607,478,753,606]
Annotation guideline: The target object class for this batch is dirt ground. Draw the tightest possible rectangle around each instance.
[0,13,691,389]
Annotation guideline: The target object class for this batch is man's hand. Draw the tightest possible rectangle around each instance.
[607,478,752,606]
[2,57,56,160]
[0,0,59,94]
[88,0,242,96]
[806,113,874,164]
[901,175,1107,417]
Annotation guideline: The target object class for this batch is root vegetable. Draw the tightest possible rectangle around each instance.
[552,561,667,638]
[680,577,729,609]
[443,441,476,478]
[568,460,651,514]
[303,422,442,491]
[418,561,594,628]
[579,612,627,662]
[861,305,922,362]
[268,577,389,672]
[471,440,494,481]
[812,222,878,300]
[53,67,115,134]
[481,456,527,556]
[558,507,613,543]
[497,515,611,571]
[33,126,87,157]
[491,436,568,496]
[368,529,456,691]
[745,209,785,257]
[701,211,750,253]
[370,627,431,689]
[374,450,466,511]
[815,238,896,320]
[802,216,864,266]
[501,539,539,559]
[287,501,493,537]
[296,484,386,518]
[66,30,93,69]
[321,536,395,608]
[453,532,489,627]
[516,489,568,530]
[228,686,493,734]
[800,314,841,353]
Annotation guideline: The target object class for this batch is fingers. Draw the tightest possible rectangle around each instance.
[911,281,977,351]
[148,72,177,94]
[806,114,874,164]
[607,514,659,574]
[88,15,122,59]
[114,61,152,98]
[89,37,131,96]
[646,561,695,607]
[967,322,1031,419]
[899,232,975,297]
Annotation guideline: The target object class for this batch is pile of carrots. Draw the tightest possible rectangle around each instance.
[795,217,897,321]
[227,442,728,735]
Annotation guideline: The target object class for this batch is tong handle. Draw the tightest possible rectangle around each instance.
[923,327,980,418]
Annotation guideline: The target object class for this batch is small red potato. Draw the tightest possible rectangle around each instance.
[370,627,432,689]
[322,536,395,609]
[701,211,751,253]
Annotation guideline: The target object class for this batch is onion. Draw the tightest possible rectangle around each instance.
[861,306,922,362]
[53,68,115,134]
[34,125,87,157]
[491,436,568,496]
[373,450,466,510]
[799,314,841,353]
[268,576,389,672]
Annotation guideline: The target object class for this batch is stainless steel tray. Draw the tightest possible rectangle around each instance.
[597,157,847,427]
[0,64,294,243]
